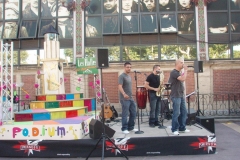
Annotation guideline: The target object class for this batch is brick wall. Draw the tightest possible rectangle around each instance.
[21,75,36,100]
[64,73,71,93]
[86,70,195,103]
[213,69,240,94]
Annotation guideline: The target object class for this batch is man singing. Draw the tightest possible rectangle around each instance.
[168,59,190,135]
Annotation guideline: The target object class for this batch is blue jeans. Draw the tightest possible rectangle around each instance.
[149,92,161,125]
[171,97,187,132]
[120,99,136,131]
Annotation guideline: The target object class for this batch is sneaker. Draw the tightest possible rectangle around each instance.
[122,130,129,134]
[149,124,155,128]
[129,128,138,132]
[172,131,179,135]
[179,129,190,133]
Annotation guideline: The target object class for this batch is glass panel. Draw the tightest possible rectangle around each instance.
[0,22,3,38]
[161,45,179,60]
[209,44,230,59]
[5,1,19,20]
[88,0,101,14]
[40,49,44,63]
[122,14,139,33]
[58,18,73,38]
[122,45,158,61]
[108,46,120,61]
[39,19,55,36]
[86,16,102,37]
[160,14,177,33]
[141,14,157,33]
[13,51,18,65]
[20,50,37,65]
[0,2,3,19]
[231,13,240,32]
[208,13,228,33]
[177,13,194,34]
[122,0,138,13]
[178,45,197,60]
[159,0,175,11]
[103,15,119,34]
[41,0,54,17]
[58,3,73,17]
[178,0,194,11]
[3,22,20,39]
[207,0,227,10]
[60,48,74,63]
[103,0,118,13]
[85,47,96,58]
[21,20,37,37]
[233,44,240,58]
[142,0,157,12]
[161,45,196,60]
[231,0,240,10]
[22,0,39,19]
[122,46,141,61]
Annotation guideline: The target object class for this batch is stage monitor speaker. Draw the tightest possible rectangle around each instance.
[89,119,115,139]
[96,49,109,68]
[186,108,196,125]
[194,61,203,73]
[196,116,215,133]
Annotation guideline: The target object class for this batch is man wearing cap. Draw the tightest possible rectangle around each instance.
[41,2,73,38]
[0,3,28,38]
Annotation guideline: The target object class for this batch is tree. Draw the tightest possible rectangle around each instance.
[64,48,73,62]
[209,44,229,59]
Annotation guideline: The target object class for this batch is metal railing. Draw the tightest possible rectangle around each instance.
[186,93,240,118]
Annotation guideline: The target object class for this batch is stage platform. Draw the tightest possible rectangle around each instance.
[0,116,216,158]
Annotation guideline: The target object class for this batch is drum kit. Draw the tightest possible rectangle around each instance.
[136,83,172,123]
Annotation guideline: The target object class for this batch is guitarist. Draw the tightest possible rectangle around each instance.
[118,62,137,134]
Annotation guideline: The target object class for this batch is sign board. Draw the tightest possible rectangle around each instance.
[76,58,98,74]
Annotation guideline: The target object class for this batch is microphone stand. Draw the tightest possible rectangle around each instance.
[134,71,144,134]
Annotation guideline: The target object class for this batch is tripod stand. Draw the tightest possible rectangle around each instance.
[86,68,128,160]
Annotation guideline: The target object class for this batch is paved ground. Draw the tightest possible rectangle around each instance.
[1,120,240,160]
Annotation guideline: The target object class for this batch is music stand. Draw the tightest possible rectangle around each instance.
[158,84,171,129]
[86,68,128,160]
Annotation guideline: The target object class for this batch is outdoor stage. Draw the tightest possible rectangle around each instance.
[0,116,216,158]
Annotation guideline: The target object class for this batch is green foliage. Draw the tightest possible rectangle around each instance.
[209,44,229,59]
[64,48,73,62]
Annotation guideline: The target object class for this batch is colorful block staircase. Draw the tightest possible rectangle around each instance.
[0,93,98,140]
[14,93,96,122]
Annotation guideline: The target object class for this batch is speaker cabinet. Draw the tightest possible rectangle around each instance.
[89,119,115,139]
[194,61,203,73]
[196,116,215,133]
[96,49,109,68]
[186,108,196,125]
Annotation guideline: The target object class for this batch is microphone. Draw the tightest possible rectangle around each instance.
[187,66,194,68]
[134,70,141,74]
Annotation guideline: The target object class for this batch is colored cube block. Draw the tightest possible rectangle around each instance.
[46,95,56,101]
[56,94,66,100]
[73,100,84,107]
[36,95,46,101]
[51,111,66,120]
[15,114,33,122]
[84,99,92,111]
[66,110,78,118]
[33,113,51,121]
[66,94,74,100]
[30,102,45,109]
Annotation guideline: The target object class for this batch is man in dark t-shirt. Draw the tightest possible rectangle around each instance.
[144,65,161,127]
[168,59,190,135]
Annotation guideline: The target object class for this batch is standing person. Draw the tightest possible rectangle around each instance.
[144,65,161,128]
[118,62,137,134]
[168,59,190,135]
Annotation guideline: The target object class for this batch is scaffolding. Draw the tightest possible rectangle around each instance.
[0,41,14,124]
